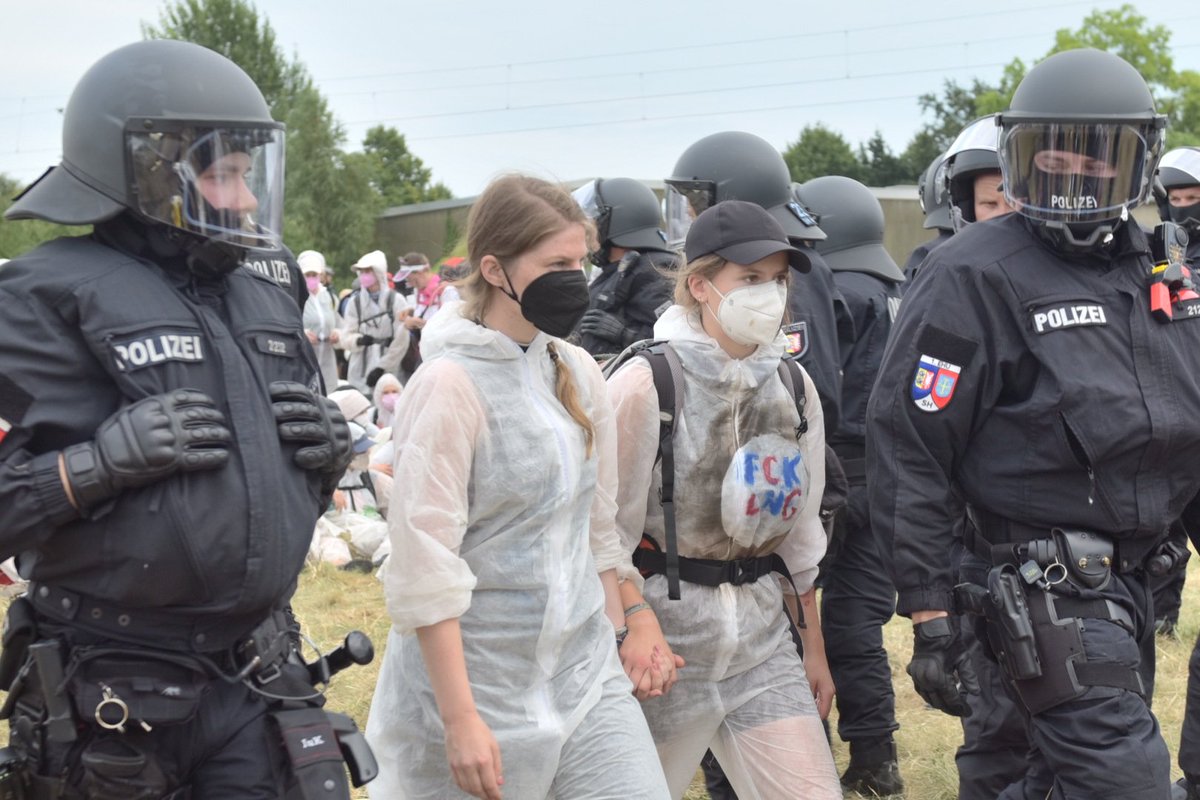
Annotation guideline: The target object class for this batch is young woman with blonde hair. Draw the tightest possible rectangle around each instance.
[607,200,841,799]
[366,174,674,800]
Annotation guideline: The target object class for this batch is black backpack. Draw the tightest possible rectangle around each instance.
[603,340,808,600]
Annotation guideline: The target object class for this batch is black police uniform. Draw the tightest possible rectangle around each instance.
[0,219,348,798]
[788,249,853,436]
[821,268,903,769]
[902,229,953,284]
[868,212,1199,799]
[576,250,674,358]
[242,243,308,311]
[1171,235,1200,798]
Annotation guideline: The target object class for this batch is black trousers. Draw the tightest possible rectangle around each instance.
[820,481,900,745]
[956,547,1029,800]
[982,571,1168,800]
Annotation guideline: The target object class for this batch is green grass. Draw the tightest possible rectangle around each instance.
[6,553,1195,799]
[298,552,1200,798]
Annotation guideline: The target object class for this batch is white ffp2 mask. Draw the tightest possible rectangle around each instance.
[707,281,788,347]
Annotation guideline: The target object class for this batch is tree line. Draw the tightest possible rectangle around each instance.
[785,5,1200,186]
[3,3,1198,272]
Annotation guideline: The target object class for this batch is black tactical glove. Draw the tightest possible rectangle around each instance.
[907,616,979,717]
[268,382,354,500]
[356,333,376,347]
[577,309,635,347]
[62,390,231,514]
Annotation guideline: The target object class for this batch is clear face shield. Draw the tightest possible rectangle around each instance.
[571,179,610,241]
[127,120,286,252]
[998,122,1157,225]
[664,180,716,250]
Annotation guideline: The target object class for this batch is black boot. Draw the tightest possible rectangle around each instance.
[841,737,905,797]
[1173,777,1200,800]
[701,750,738,800]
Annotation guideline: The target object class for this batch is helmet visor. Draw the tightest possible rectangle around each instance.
[571,180,611,242]
[999,122,1150,223]
[128,121,285,251]
[664,181,713,249]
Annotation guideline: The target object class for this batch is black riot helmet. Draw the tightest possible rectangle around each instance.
[665,131,825,254]
[945,114,1004,230]
[571,177,669,264]
[997,48,1166,252]
[1154,147,1200,229]
[5,40,285,256]
[794,176,904,282]
[917,152,953,232]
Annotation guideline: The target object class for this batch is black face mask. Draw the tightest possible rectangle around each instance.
[502,269,591,338]
[1169,201,1200,230]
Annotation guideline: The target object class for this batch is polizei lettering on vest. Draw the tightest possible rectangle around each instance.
[1031,304,1108,334]
[112,334,204,371]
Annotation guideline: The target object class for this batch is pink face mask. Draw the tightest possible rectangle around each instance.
[358,271,377,290]
[305,276,321,294]
[380,393,398,412]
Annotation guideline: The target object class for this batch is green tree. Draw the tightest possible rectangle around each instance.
[142,0,306,117]
[0,174,88,258]
[1051,5,1173,97]
[282,87,381,281]
[857,132,909,186]
[915,79,993,153]
[898,129,943,183]
[913,4,1195,149]
[783,124,863,184]
[362,126,452,208]
[142,0,447,272]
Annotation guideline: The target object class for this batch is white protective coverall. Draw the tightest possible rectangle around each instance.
[607,304,840,800]
[341,253,408,391]
[367,301,669,800]
[302,286,341,391]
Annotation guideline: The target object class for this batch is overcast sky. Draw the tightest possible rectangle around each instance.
[3,0,1197,197]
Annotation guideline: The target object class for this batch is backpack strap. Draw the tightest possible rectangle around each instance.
[776,358,809,440]
[644,344,685,600]
[606,339,685,600]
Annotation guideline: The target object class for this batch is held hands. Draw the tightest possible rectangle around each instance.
[443,710,504,800]
[404,316,426,331]
[63,389,231,513]
[907,616,979,717]
[618,608,685,701]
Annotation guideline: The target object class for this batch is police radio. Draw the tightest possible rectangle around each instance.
[1148,221,1200,322]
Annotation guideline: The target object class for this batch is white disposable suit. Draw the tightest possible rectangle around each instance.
[607,304,841,799]
[366,301,669,799]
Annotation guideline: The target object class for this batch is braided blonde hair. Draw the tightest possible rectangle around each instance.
[461,174,597,456]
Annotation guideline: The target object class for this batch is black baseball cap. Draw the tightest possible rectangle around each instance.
[684,200,811,273]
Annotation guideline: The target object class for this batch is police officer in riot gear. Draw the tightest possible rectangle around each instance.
[869,48,1191,799]
[0,40,372,798]
[665,130,852,435]
[1151,146,1200,800]
[933,114,1029,800]
[242,244,308,311]
[904,152,954,282]
[945,114,1014,232]
[570,177,675,358]
[793,175,905,797]
[1156,147,1200,262]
